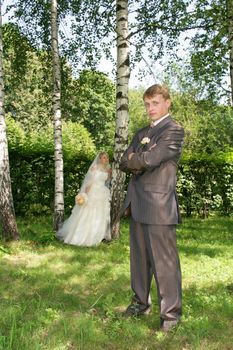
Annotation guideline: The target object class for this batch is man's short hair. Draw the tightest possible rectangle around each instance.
[143,84,171,100]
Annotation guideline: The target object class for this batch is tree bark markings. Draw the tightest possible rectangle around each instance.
[0,2,19,240]
[51,0,64,230]
[111,0,130,239]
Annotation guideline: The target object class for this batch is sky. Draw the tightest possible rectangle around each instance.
[2,0,231,103]
[1,0,161,89]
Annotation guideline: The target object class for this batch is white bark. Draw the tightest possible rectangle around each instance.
[51,0,64,230]
[0,2,19,240]
[111,0,130,238]
[227,0,233,104]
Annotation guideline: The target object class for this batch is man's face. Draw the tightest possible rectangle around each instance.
[144,94,171,121]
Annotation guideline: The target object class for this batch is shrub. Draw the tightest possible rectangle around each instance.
[178,151,233,217]
[7,117,96,215]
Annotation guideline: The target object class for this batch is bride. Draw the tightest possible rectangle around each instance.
[57,152,112,246]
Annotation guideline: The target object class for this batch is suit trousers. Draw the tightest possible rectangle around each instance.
[129,218,182,321]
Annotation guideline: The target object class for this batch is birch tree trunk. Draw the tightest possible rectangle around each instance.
[111,0,130,239]
[0,2,19,240]
[51,0,64,230]
[227,0,233,104]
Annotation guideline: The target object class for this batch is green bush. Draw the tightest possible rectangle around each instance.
[7,117,96,215]
[177,151,233,217]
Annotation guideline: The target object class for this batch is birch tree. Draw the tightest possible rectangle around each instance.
[110,0,130,239]
[0,2,19,240]
[51,0,64,230]
[227,0,233,104]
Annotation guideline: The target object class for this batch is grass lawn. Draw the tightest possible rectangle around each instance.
[1,216,233,350]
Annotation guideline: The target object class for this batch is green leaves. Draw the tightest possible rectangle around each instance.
[63,69,116,150]
[188,0,231,100]
[62,121,96,160]
[6,116,96,215]
[3,24,116,150]
[6,116,96,159]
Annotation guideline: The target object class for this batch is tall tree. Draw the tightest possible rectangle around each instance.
[62,69,116,150]
[51,0,64,230]
[3,23,53,131]
[186,0,232,103]
[0,2,19,240]
[227,0,233,103]
[111,0,130,239]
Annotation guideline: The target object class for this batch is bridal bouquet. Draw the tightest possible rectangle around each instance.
[75,193,88,205]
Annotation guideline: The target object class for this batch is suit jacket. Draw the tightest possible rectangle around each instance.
[119,116,184,225]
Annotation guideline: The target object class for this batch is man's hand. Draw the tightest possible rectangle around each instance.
[149,143,157,151]
[128,152,135,160]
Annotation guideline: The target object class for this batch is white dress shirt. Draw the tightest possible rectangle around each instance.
[151,113,170,128]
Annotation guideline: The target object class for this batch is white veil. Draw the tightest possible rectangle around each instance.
[78,154,101,196]
[78,152,110,197]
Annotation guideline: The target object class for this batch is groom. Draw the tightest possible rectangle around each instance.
[119,84,184,332]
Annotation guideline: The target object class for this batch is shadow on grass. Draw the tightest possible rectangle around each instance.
[1,258,233,350]
[178,243,224,257]
[176,216,233,258]
[178,216,233,242]
[1,216,233,349]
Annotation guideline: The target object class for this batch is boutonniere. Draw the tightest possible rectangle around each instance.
[140,137,150,145]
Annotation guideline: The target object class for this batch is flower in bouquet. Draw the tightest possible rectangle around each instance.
[75,193,88,205]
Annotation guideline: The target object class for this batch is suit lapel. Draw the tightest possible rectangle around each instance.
[136,116,172,152]
[148,116,171,140]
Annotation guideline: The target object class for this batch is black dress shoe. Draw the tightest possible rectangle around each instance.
[124,302,151,317]
[160,319,179,332]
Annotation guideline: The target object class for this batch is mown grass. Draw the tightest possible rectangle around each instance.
[1,216,233,350]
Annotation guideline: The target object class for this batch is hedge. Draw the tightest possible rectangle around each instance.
[7,117,233,217]
[7,117,96,215]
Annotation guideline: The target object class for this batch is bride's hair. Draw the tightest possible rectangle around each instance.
[97,151,109,163]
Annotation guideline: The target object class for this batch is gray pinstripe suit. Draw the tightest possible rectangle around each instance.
[120,116,184,323]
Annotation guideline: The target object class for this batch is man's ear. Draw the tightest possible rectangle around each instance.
[166,99,171,109]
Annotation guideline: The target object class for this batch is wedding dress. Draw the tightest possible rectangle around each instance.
[57,157,111,247]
